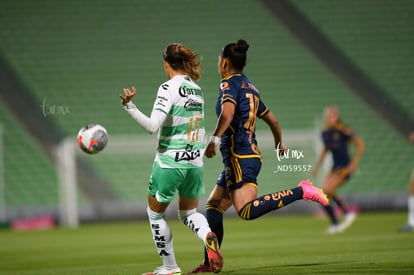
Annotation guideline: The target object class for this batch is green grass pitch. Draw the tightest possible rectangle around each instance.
[0,212,413,274]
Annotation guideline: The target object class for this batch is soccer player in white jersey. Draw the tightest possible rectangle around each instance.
[120,43,223,275]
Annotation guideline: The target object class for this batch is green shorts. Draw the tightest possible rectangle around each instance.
[148,161,205,203]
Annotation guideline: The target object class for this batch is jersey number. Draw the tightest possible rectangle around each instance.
[244,93,259,133]
[187,117,202,143]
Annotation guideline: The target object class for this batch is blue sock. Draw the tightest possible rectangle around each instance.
[239,187,303,220]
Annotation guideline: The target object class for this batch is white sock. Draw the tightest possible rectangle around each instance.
[178,208,211,245]
[147,207,177,268]
[408,196,414,226]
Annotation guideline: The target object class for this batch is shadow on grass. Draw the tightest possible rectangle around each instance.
[221,261,347,274]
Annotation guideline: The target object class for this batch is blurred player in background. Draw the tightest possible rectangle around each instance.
[120,43,223,275]
[312,106,365,234]
[398,131,414,232]
[187,39,329,274]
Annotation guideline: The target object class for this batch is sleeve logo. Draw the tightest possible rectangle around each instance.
[220,82,230,91]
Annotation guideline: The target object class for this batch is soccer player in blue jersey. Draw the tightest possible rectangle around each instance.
[312,106,365,234]
[187,39,329,274]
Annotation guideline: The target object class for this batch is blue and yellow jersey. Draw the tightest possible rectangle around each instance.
[322,123,354,169]
[215,73,269,159]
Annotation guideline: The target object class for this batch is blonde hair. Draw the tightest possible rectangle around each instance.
[163,43,201,80]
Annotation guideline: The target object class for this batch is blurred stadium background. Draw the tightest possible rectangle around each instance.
[0,0,412,227]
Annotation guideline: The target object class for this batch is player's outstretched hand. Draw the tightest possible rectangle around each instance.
[277,143,288,157]
[120,86,137,105]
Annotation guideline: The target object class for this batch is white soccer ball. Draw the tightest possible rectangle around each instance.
[77,124,108,154]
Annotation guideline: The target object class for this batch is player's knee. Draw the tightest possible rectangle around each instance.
[220,198,233,211]
[206,198,231,213]
[178,208,196,223]
[147,206,165,220]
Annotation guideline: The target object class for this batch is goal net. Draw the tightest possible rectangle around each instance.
[55,126,325,228]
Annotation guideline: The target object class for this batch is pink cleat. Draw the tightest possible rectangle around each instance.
[298,179,329,206]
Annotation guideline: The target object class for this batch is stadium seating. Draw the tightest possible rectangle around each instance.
[291,0,414,118]
[289,0,413,191]
[0,0,412,220]
[0,100,57,209]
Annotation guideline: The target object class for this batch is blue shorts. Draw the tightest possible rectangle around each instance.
[216,156,262,191]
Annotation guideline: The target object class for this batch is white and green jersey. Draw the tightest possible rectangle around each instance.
[152,75,205,168]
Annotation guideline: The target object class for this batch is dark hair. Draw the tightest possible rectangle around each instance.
[221,39,249,71]
[163,43,201,80]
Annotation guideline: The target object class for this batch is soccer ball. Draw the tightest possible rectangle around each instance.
[77,124,108,154]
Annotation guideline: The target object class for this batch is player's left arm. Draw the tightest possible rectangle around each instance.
[258,96,287,156]
[348,132,365,174]
[261,111,287,155]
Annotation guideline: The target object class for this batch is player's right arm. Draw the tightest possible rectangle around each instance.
[121,86,169,134]
[205,101,235,158]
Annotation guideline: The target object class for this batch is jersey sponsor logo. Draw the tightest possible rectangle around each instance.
[184,98,203,111]
[220,81,230,91]
[271,189,293,201]
[151,224,170,256]
[175,149,201,162]
[179,85,202,98]
[155,95,168,107]
[252,190,293,208]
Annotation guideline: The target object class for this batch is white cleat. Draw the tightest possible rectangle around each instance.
[327,224,342,235]
[338,211,357,232]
